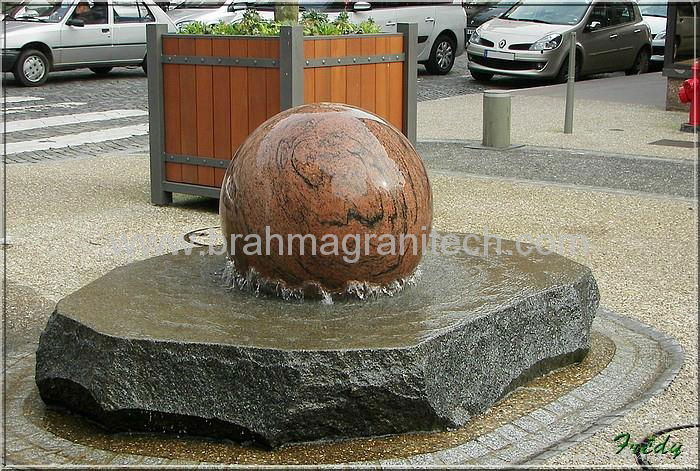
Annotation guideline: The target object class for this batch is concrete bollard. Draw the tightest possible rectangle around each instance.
[482,90,511,148]
[564,31,576,134]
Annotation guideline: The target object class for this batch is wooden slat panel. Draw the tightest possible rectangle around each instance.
[345,38,362,107]
[387,35,404,54]
[214,170,225,188]
[195,38,215,186]
[229,39,249,155]
[253,37,278,58]
[313,39,331,102]
[360,37,376,113]
[303,40,315,103]
[178,38,198,184]
[387,35,404,131]
[247,39,268,133]
[329,39,347,103]
[374,36,389,121]
[211,39,231,186]
[162,37,182,182]
[266,39,280,119]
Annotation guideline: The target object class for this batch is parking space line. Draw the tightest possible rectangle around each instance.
[5,124,148,154]
[3,96,44,104]
[4,102,88,115]
[5,109,148,133]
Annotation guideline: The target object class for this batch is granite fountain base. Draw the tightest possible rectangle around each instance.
[35,235,599,448]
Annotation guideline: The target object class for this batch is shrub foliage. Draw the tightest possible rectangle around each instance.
[179,9,382,36]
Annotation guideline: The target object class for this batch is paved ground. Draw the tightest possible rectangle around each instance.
[1,54,617,164]
[418,140,696,200]
[511,71,668,110]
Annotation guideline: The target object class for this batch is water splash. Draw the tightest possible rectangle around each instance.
[220,259,421,304]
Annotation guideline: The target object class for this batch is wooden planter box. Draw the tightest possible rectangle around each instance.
[146,23,417,205]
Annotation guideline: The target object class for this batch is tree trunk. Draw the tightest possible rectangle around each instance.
[274,2,299,23]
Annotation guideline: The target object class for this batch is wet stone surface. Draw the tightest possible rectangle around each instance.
[35,236,598,448]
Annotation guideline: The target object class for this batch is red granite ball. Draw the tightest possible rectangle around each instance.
[220,103,432,297]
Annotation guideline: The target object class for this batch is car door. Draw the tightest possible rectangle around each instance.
[392,2,436,58]
[605,2,639,70]
[111,1,156,63]
[350,2,398,33]
[580,2,620,73]
[59,1,113,66]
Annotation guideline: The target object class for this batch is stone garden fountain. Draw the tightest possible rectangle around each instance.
[35,103,599,450]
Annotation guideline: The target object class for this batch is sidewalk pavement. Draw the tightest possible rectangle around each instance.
[511,71,668,110]
[3,75,698,467]
[418,72,697,160]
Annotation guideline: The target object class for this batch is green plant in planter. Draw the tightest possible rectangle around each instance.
[355,17,381,34]
[333,11,356,35]
[179,8,381,36]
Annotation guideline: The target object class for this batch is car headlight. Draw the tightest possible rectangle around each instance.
[469,29,481,45]
[529,33,562,51]
[655,30,666,40]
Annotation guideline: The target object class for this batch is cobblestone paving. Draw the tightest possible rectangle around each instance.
[3,67,150,162]
[2,56,544,164]
[3,309,683,467]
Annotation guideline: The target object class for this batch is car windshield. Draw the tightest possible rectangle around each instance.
[502,1,591,25]
[639,3,667,17]
[174,0,226,9]
[4,0,71,22]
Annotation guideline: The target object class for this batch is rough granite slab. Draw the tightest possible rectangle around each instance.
[35,237,598,448]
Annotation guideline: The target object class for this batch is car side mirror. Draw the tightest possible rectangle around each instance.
[585,20,601,32]
[66,17,85,27]
[228,1,248,12]
[353,1,371,11]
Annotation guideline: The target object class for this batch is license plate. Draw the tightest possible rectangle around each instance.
[485,50,515,61]
[466,27,475,35]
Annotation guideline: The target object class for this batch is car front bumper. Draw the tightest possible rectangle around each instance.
[2,49,20,72]
[651,38,664,63]
[466,43,565,79]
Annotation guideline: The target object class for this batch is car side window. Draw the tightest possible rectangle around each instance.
[608,3,634,25]
[588,4,609,28]
[113,2,156,23]
[70,1,108,24]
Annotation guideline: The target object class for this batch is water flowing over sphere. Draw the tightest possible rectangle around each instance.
[220,103,433,297]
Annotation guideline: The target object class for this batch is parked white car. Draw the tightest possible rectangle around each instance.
[639,2,667,66]
[2,0,177,86]
[169,0,467,75]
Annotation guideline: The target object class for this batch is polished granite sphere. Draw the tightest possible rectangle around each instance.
[220,103,432,297]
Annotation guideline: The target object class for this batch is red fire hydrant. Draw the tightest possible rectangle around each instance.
[678,60,699,132]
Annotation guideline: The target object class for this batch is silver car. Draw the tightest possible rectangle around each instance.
[467,0,652,82]
[2,0,176,86]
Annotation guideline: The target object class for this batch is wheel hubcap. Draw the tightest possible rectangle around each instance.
[436,41,453,70]
[23,56,45,82]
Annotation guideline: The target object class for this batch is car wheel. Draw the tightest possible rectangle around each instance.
[13,49,49,87]
[555,55,581,84]
[626,48,650,75]
[470,71,493,82]
[426,35,456,75]
[90,67,113,75]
